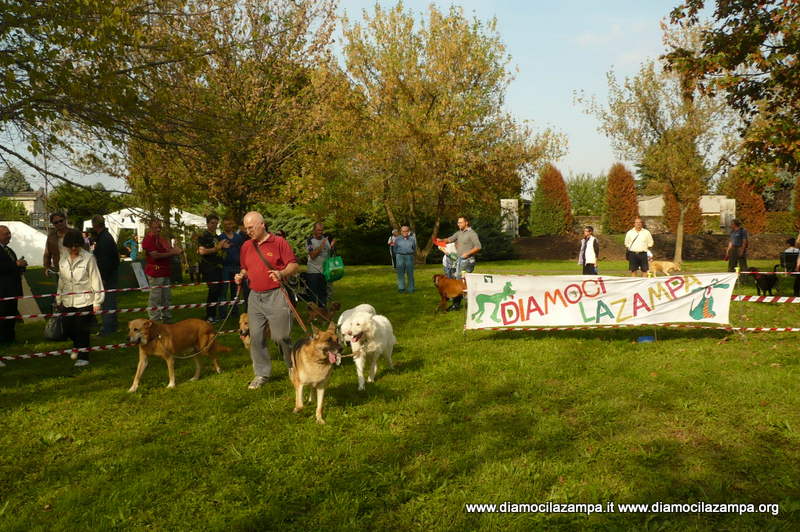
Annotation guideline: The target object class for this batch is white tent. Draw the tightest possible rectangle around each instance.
[82,208,206,242]
[0,221,48,267]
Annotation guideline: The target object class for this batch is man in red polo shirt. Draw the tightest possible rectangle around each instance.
[141,219,183,322]
[235,211,298,389]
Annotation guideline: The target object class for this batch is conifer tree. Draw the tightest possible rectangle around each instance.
[724,168,766,234]
[529,164,573,236]
[603,163,638,233]
[663,186,703,234]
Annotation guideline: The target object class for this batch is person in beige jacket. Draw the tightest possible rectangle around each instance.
[56,230,105,367]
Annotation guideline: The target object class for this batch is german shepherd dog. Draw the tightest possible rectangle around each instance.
[290,322,343,424]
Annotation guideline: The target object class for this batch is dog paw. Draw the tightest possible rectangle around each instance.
[128,386,137,393]
[316,418,326,425]
[190,376,200,381]
[166,383,175,389]
[293,407,303,413]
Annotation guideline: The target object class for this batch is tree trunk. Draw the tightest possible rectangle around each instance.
[674,203,686,264]
[417,183,448,263]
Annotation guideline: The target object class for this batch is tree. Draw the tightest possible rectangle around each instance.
[669,1,800,171]
[47,183,124,228]
[663,185,703,235]
[124,0,337,221]
[794,174,800,231]
[722,167,766,235]
[580,38,739,260]
[567,173,607,217]
[305,4,564,261]
[0,166,32,194]
[603,163,639,234]
[0,197,27,222]
[0,0,206,190]
[529,164,573,236]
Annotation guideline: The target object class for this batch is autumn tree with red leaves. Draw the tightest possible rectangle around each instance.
[603,163,638,233]
[723,167,766,234]
[663,185,703,234]
[529,163,573,235]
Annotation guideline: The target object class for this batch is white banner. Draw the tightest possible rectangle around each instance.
[465,273,738,329]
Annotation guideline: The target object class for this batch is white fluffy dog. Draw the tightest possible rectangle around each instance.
[337,304,376,342]
[343,311,396,390]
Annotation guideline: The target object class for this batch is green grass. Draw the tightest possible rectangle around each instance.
[1,261,799,530]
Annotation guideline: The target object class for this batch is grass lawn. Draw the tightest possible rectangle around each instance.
[1,260,799,530]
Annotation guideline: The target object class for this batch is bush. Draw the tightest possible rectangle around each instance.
[765,212,796,234]
[603,163,638,233]
[0,197,27,222]
[471,217,514,261]
[529,164,573,236]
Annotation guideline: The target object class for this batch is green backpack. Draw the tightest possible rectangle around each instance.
[323,251,344,283]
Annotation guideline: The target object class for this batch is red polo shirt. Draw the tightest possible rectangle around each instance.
[141,233,171,278]
[240,234,297,292]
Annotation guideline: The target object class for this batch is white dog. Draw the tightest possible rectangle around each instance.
[343,311,396,390]
[337,304,376,342]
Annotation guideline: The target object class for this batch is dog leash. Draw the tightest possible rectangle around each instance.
[172,284,242,360]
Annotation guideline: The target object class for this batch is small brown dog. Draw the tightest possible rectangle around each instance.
[238,313,270,350]
[290,321,342,424]
[127,318,230,392]
[650,260,682,276]
[433,274,467,311]
[306,301,341,324]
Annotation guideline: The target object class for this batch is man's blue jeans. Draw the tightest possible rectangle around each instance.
[396,254,415,293]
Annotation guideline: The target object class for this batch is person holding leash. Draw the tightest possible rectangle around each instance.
[444,215,481,311]
[235,211,299,390]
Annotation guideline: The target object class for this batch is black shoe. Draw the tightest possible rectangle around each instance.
[446,304,460,312]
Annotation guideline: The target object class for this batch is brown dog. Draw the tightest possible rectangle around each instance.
[127,318,230,392]
[238,313,270,350]
[290,321,342,424]
[650,260,682,276]
[306,301,341,324]
[433,274,467,311]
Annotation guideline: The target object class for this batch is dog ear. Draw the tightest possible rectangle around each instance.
[311,323,320,335]
[326,321,336,333]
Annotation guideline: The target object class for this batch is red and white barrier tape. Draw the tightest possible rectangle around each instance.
[0,299,240,320]
[0,330,240,362]
[731,295,800,303]
[477,323,800,333]
[0,279,232,302]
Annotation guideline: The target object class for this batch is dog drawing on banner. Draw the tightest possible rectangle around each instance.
[471,281,515,323]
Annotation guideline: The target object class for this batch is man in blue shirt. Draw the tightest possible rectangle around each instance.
[725,219,748,272]
[394,225,417,293]
[218,215,248,316]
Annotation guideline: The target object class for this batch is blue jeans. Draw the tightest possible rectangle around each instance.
[306,272,328,307]
[396,254,415,292]
[455,257,476,279]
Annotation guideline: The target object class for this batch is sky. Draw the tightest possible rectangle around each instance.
[336,0,676,179]
[12,0,682,191]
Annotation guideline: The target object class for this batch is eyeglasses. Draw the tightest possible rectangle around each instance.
[52,219,65,224]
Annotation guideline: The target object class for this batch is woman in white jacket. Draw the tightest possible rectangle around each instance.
[56,229,104,367]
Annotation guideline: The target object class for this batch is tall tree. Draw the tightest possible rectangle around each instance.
[603,163,638,234]
[0,166,32,194]
[662,185,703,235]
[0,0,206,190]
[0,197,27,222]
[668,1,800,171]
[529,164,573,236]
[580,44,739,260]
[722,166,767,235]
[124,0,337,220]
[307,4,564,260]
[47,183,124,228]
[567,173,607,217]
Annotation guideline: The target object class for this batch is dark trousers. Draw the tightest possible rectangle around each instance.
[306,272,327,307]
[64,305,93,361]
[0,300,18,343]
[727,247,747,272]
[100,274,118,335]
[203,267,225,320]
[582,263,597,275]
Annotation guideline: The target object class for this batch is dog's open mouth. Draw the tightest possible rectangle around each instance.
[326,350,342,366]
[351,333,363,343]
[128,337,141,345]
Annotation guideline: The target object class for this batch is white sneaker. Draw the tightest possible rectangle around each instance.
[74,359,90,367]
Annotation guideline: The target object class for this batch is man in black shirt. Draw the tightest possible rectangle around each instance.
[0,225,27,347]
[92,215,120,335]
[197,213,227,322]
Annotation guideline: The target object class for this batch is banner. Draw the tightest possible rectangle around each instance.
[464,273,737,329]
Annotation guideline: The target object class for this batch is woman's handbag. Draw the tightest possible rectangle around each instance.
[44,315,66,341]
[323,250,345,283]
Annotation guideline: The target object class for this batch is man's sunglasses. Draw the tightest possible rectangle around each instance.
[52,219,66,224]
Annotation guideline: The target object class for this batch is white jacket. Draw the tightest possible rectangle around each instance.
[56,249,105,308]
